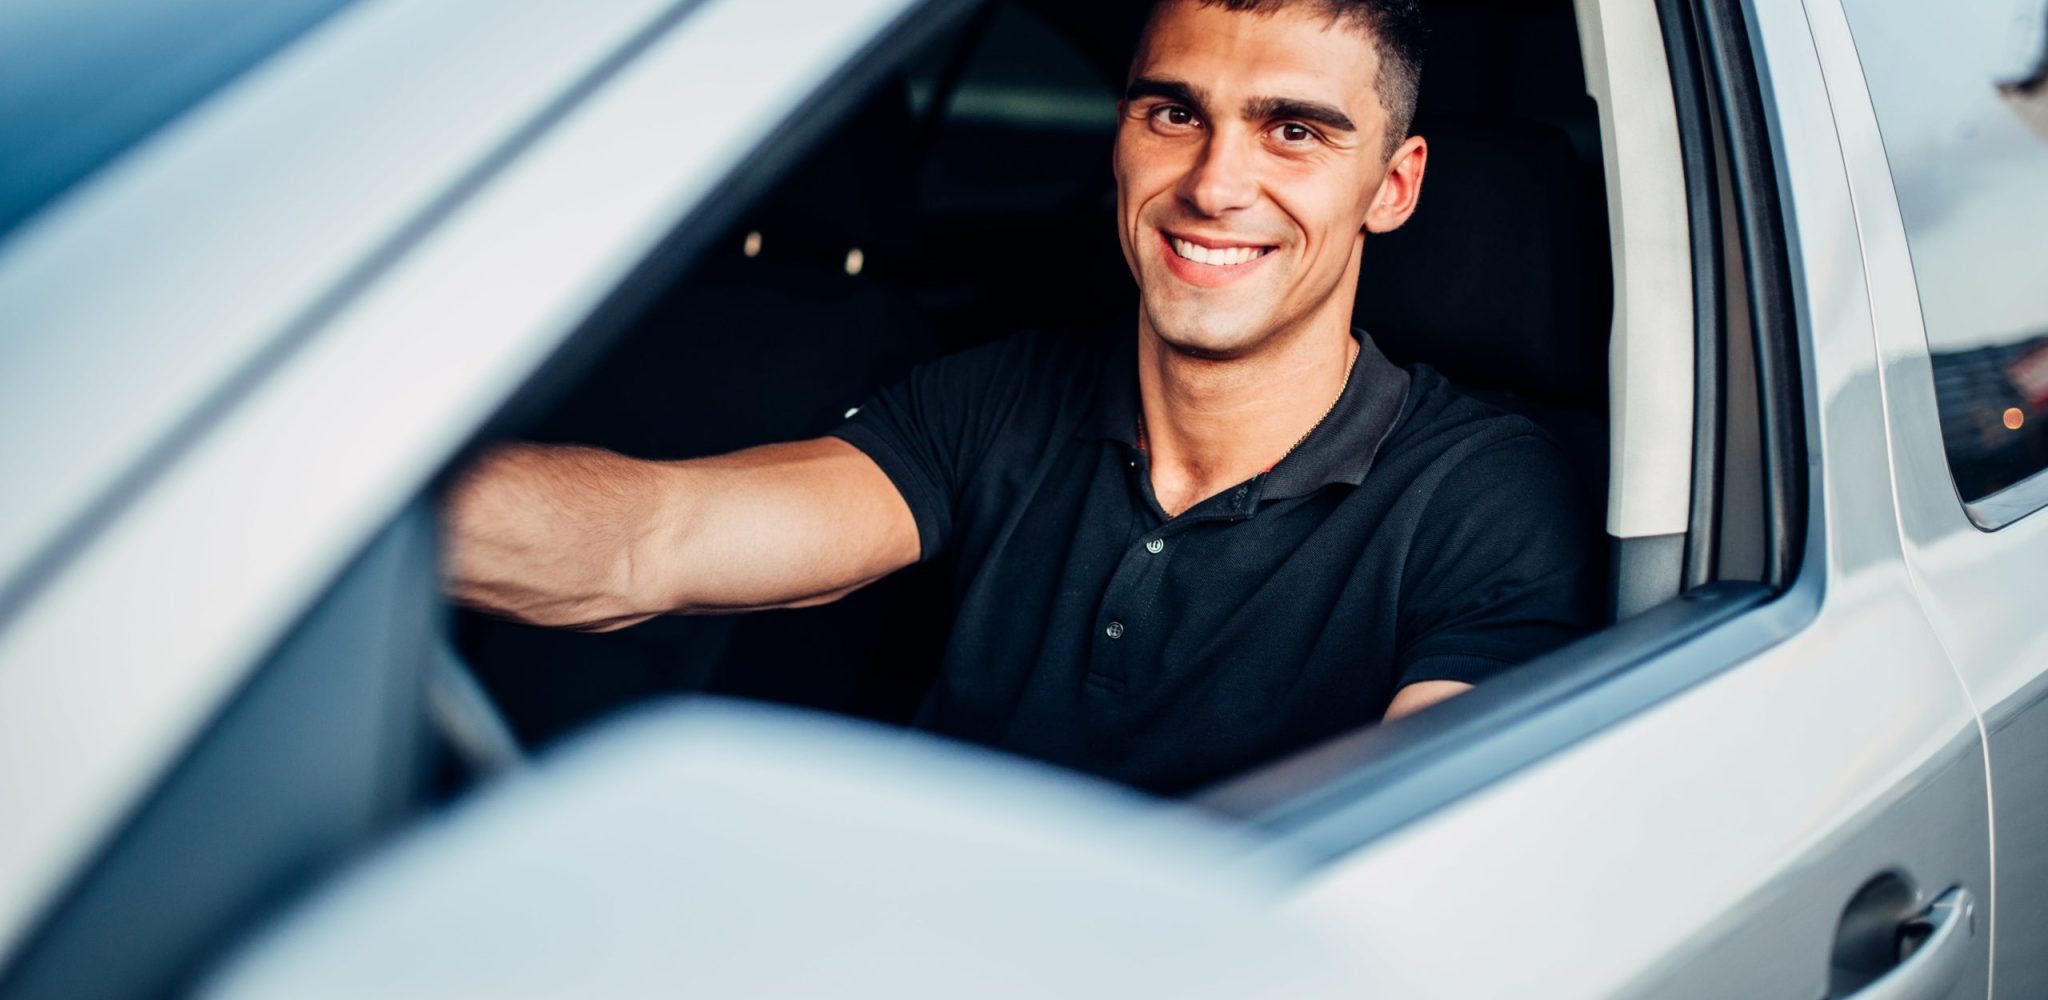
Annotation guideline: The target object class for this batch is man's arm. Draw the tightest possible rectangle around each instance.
[1390,431,1599,713]
[441,438,921,631]
[1384,680,1471,720]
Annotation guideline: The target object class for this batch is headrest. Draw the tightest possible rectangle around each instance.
[1354,113,1611,404]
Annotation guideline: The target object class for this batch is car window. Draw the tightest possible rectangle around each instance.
[1842,0,2048,505]
[460,0,1620,764]
[0,0,358,243]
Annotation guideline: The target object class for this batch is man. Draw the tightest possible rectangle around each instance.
[445,0,1596,794]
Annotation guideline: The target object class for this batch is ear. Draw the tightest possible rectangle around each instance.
[1364,135,1428,234]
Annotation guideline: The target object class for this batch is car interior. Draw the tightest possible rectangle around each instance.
[456,0,1643,751]
[1,0,1795,996]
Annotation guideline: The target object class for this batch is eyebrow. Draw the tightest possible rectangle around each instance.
[1124,77,1210,112]
[1124,77,1357,134]
[1244,95,1356,133]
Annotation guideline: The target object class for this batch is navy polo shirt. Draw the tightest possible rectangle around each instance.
[833,326,1597,795]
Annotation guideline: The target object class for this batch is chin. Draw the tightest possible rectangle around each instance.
[1141,295,1273,360]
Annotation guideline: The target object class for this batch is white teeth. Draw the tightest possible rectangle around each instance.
[1171,238,1267,266]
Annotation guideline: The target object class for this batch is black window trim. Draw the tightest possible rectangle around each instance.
[1960,465,2048,531]
[1677,0,1730,592]
[1192,0,1821,862]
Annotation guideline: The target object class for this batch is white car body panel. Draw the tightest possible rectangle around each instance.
[0,0,928,959]
[1275,0,1995,995]
[1803,0,2048,994]
[200,704,1365,999]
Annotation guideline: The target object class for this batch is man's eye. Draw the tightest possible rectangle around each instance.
[1274,122,1316,143]
[1152,105,1198,128]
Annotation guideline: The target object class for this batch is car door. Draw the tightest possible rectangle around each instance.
[1199,0,1995,996]
[1803,0,2048,997]
[0,0,968,994]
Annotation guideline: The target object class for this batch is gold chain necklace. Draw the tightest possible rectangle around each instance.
[1137,340,1359,473]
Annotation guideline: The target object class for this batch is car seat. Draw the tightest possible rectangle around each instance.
[1354,110,1612,512]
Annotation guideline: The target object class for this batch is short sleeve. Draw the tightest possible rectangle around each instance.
[1395,433,1600,687]
[829,334,1041,562]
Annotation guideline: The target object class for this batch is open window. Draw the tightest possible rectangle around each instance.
[455,1,1168,747]
[437,0,1809,800]
[443,0,1807,798]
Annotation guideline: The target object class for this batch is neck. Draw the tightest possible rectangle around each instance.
[1136,314,1359,517]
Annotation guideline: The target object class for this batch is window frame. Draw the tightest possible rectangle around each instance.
[1959,457,2048,532]
[0,0,975,976]
[1192,0,1816,851]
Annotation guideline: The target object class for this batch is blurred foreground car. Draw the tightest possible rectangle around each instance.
[3,0,2047,996]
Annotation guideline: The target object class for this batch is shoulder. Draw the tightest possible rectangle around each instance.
[842,325,1124,469]
[1373,369,1599,620]
[1382,365,1557,461]
[1373,365,1593,540]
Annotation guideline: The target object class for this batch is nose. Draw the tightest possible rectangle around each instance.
[1177,131,1259,217]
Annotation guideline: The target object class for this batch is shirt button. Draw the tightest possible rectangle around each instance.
[1145,538,1165,554]
[1105,621,1125,639]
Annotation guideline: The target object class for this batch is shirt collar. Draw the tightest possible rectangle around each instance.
[1079,327,1413,500]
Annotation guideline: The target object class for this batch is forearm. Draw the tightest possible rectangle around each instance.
[628,439,918,614]
[1384,680,1472,721]
[441,439,919,630]
[441,443,675,630]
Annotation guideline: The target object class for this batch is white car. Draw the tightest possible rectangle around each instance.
[2,0,2045,996]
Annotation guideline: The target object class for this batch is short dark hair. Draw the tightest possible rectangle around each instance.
[1170,0,1426,156]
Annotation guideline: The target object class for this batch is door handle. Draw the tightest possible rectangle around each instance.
[1845,887,1975,1000]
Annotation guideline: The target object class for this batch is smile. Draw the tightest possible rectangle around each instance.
[1169,237,1273,266]
[1158,231,1277,287]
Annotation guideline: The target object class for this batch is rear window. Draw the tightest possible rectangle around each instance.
[0,0,357,244]
[1842,0,2048,504]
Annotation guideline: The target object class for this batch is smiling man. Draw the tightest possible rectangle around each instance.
[444,0,1597,794]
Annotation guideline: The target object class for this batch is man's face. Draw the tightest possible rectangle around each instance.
[1114,1,1423,358]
